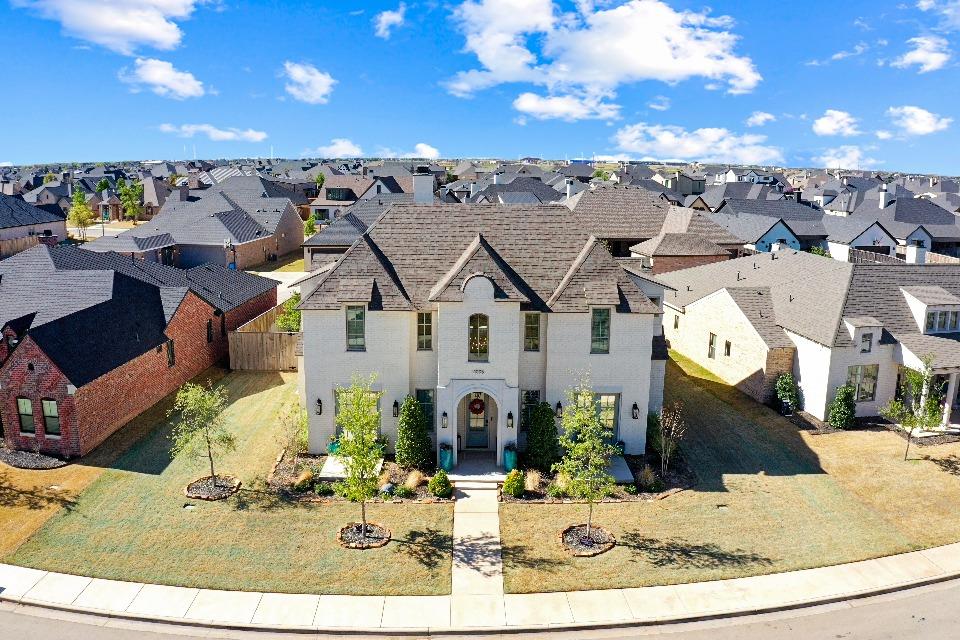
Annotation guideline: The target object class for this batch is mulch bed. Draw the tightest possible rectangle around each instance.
[337,522,391,549]
[500,453,695,503]
[0,444,68,470]
[269,450,450,503]
[184,475,241,501]
[791,412,960,446]
[560,524,615,556]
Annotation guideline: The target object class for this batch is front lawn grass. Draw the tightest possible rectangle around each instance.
[6,371,453,595]
[254,252,305,273]
[500,356,960,593]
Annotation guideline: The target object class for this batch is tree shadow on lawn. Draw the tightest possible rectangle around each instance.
[501,541,568,572]
[0,470,78,513]
[665,360,826,494]
[231,476,294,512]
[393,527,454,572]
[924,454,960,477]
[619,531,773,570]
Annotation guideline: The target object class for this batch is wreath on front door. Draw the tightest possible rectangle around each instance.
[468,398,485,415]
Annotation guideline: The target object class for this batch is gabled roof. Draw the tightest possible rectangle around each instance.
[0,193,65,229]
[723,287,793,349]
[901,285,960,306]
[303,194,414,248]
[711,199,827,239]
[630,233,730,257]
[428,234,530,303]
[547,236,657,313]
[301,204,657,314]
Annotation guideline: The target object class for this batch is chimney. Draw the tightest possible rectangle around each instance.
[177,184,190,202]
[493,172,499,185]
[878,182,890,208]
[469,181,477,198]
[905,244,927,264]
[842,176,848,186]
[412,172,433,204]
[930,177,937,188]
[566,178,574,200]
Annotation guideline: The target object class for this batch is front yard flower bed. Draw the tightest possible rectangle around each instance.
[499,454,695,503]
[560,524,615,556]
[337,522,392,549]
[269,451,452,503]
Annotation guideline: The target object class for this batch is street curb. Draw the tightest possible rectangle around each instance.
[3,565,960,635]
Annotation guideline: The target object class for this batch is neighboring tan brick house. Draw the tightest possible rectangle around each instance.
[0,245,277,458]
[628,232,732,275]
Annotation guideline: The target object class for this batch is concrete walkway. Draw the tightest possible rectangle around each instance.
[3,542,960,633]
[450,480,505,628]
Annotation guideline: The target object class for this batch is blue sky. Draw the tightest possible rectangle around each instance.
[2,0,959,173]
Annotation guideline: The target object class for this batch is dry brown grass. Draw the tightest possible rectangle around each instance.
[404,470,426,489]
[524,470,541,492]
[0,367,227,557]
[500,355,960,593]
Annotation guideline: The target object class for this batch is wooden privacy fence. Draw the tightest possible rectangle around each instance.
[0,236,39,259]
[228,304,299,371]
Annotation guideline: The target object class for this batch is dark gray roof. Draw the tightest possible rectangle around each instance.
[712,199,827,240]
[851,197,960,242]
[303,194,414,248]
[819,216,895,244]
[0,194,65,229]
[699,182,782,209]
[301,204,658,315]
[468,177,563,204]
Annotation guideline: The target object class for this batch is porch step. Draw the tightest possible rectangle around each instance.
[452,480,501,490]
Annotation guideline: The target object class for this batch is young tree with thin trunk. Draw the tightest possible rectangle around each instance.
[117,179,144,222]
[68,189,95,241]
[278,401,308,469]
[335,375,383,542]
[95,178,111,193]
[169,382,235,483]
[653,401,686,478]
[314,172,325,191]
[881,355,945,461]
[553,379,616,544]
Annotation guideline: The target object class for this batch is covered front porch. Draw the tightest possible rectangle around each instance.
[436,378,520,470]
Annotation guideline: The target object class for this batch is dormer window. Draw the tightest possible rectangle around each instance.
[926,310,959,334]
[860,332,873,353]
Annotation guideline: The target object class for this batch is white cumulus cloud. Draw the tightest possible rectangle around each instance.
[282,61,336,104]
[875,130,894,139]
[745,111,775,127]
[158,123,267,143]
[886,105,952,135]
[614,122,783,165]
[816,145,879,169]
[119,58,204,99]
[11,0,206,55]
[376,143,441,159]
[647,95,671,111]
[445,0,760,121]
[812,109,861,136]
[892,36,951,72]
[374,3,406,38]
[313,138,365,157]
[513,92,620,121]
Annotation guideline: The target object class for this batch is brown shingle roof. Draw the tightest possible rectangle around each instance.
[573,184,670,239]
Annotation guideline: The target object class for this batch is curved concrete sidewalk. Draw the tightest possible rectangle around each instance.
[2,541,960,634]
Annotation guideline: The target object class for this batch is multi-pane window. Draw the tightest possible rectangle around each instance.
[861,332,873,353]
[926,312,937,332]
[594,393,619,440]
[346,306,365,351]
[417,312,433,351]
[848,364,880,402]
[724,340,732,357]
[708,333,717,359]
[468,313,489,361]
[41,399,60,436]
[925,310,959,334]
[334,390,381,434]
[415,389,435,431]
[591,308,610,354]
[17,398,34,434]
[166,339,176,367]
[520,390,541,433]
[524,313,540,352]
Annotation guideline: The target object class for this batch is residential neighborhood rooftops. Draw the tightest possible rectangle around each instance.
[630,232,731,257]
[572,184,670,239]
[0,193,65,229]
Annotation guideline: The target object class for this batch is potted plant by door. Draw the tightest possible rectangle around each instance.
[503,442,518,472]
[438,442,454,472]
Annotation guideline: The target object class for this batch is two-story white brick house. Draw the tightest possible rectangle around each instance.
[299,203,668,467]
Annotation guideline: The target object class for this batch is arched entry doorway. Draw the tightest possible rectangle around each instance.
[456,392,497,452]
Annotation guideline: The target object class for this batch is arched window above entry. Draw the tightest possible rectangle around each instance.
[468,313,489,362]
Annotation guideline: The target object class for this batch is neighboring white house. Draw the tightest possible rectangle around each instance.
[659,249,960,426]
[299,203,668,468]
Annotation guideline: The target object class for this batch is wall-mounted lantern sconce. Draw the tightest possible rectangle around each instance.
[315,398,323,415]
[555,401,563,418]
[441,412,449,428]
[632,402,640,420]
[507,411,514,428]
[392,400,400,418]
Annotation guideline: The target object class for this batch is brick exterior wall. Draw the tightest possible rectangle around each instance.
[651,253,729,275]
[664,291,796,405]
[0,287,273,459]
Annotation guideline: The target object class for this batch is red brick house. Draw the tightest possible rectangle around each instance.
[0,246,277,458]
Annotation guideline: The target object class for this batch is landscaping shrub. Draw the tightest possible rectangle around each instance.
[313,481,335,496]
[393,485,415,499]
[623,483,639,495]
[404,469,426,490]
[275,292,301,332]
[428,469,453,498]
[304,214,317,236]
[638,464,665,492]
[646,413,662,458]
[395,396,432,470]
[524,469,541,492]
[526,401,560,471]
[808,246,829,257]
[293,469,314,492]
[546,482,566,498]
[503,469,525,498]
[775,372,801,410]
[829,384,857,430]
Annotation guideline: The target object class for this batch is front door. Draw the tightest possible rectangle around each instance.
[466,393,488,448]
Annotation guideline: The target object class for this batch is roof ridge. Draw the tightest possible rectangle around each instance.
[546,236,599,308]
